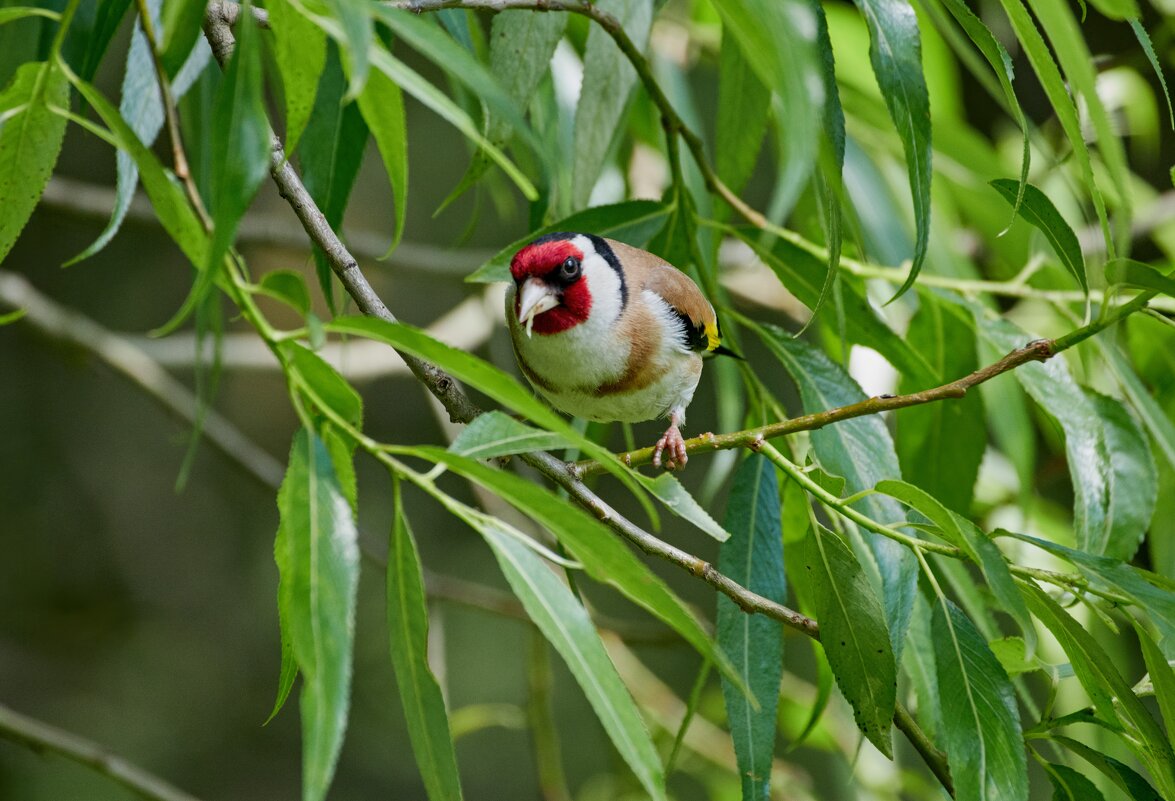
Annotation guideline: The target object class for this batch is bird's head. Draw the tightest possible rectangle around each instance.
[509,233,625,337]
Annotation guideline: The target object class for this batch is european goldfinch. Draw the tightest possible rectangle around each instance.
[505,232,728,470]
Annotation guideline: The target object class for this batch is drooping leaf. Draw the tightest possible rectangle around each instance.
[635,472,729,542]
[73,0,131,81]
[937,0,1030,226]
[284,342,364,430]
[1132,621,1175,752]
[0,61,68,264]
[955,515,1036,657]
[1099,342,1175,473]
[160,0,206,78]
[754,326,916,660]
[66,71,209,266]
[257,269,312,316]
[474,515,666,800]
[715,27,769,199]
[402,446,742,692]
[717,454,785,801]
[1046,763,1107,801]
[66,0,210,266]
[487,8,566,148]
[388,481,464,801]
[324,0,372,99]
[896,292,985,514]
[1130,20,1174,131]
[277,429,360,801]
[849,0,931,300]
[301,43,368,309]
[449,411,571,459]
[0,7,62,25]
[1051,735,1164,801]
[1105,258,1175,299]
[710,0,820,219]
[1085,390,1157,562]
[1024,585,1175,798]
[931,599,1028,801]
[153,0,268,336]
[792,522,895,756]
[267,0,326,156]
[571,0,652,208]
[468,200,671,283]
[354,61,408,253]
[990,179,1086,294]
[994,0,1111,254]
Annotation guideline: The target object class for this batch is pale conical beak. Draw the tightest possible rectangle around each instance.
[516,278,560,337]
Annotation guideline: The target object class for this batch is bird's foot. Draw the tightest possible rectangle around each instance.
[652,424,688,471]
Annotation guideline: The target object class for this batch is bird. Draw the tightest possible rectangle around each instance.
[504,231,733,470]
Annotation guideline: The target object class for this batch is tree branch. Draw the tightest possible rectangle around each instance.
[0,703,205,801]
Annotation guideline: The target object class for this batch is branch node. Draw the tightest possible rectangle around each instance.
[747,435,765,452]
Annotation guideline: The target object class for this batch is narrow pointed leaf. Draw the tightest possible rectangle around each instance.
[277,429,360,801]
[0,62,68,264]
[1135,620,1175,750]
[1130,20,1173,131]
[635,472,729,542]
[487,8,566,147]
[258,269,312,316]
[754,326,916,660]
[354,63,408,252]
[449,411,571,459]
[388,484,464,801]
[1086,390,1156,561]
[1051,735,1164,800]
[1046,763,1106,801]
[325,0,372,99]
[792,523,895,756]
[849,0,931,300]
[718,455,785,800]
[285,342,364,429]
[1105,258,1175,299]
[990,179,1086,294]
[476,518,666,800]
[715,28,770,197]
[931,599,1028,801]
[1024,585,1175,798]
[268,0,326,155]
[571,0,652,208]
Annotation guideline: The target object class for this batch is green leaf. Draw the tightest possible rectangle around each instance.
[475,515,666,800]
[849,0,931,300]
[487,8,567,148]
[1133,621,1175,751]
[277,429,360,801]
[268,0,326,156]
[1130,20,1174,131]
[1086,390,1157,561]
[66,71,209,267]
[754,326,917,660]
[1024,585,1175,798]
[449,411,571,459]
[715,27,770,198]
[354,62,408,254]
[0,307,26,325]
[988,637,1040,676]
[0,7,61,24]
[388,482,464,801]
[875,479,975,559]
[1046,763,1106,801]
[727,228,937,387]
[403,446,741,692]
[1051,735,1164,801]
[325,317,653,515]
[896,292,984,514]
[468,201,671,283]
[990,179,1086,294]
[154,0,268,336]
[284,342,364,429]
[635,472,729,542]
[792,523,895,756]
[160,0,206,78]
[937,0,1030,228]
[325,0,372,99]
[808,1,846,329]
[717,455,785,800]
[994,0,1112,254]
[72,0,132,82]
[1100,342,1175,473]
[67,0,209,266]
[931,599,1028,801]
[258,269,312,316]
[0,61,68,264]
[301,43,368,310]
[1105,258,1175,298]
[710,0,819,219]
[571,0,652,208]
[956,516,1036,657]
[364,41,537,201]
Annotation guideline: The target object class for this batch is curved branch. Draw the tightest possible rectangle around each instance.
[0,703,204,801]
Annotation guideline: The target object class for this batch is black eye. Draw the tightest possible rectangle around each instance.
[559,257,581,281]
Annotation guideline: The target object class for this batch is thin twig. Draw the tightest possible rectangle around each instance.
[0,703,204,801]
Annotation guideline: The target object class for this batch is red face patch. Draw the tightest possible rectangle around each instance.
[510,239,592,334]
[510,239,583,280]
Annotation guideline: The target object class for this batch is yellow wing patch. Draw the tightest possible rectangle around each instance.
[703,321,721,351]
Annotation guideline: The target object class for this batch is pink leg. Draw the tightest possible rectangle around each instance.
[652,410,688,471]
